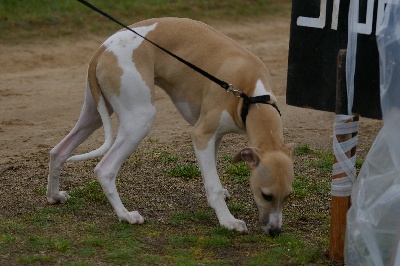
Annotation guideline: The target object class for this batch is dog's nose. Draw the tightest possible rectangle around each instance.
[269,227,281,237]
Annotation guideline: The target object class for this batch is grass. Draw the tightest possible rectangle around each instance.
[70,181,107,203]
[0,0,291,42]
[0,143,348,265]
[169,211,213,225]
[247,234,322,265]
[0,1,344,263]
[223,155,250,184]
[166,164,200,179]
[295,143,317,156]
[157,151,179,164]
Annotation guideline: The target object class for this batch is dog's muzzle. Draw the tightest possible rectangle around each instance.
[261,224,282,237]
[261,211,282,237]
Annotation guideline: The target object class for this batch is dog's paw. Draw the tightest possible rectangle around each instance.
[47,191,70,204]
[223,188,231,201]
[120,211,145,224]
[221,219,248,233]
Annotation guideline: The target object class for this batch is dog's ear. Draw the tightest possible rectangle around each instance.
[284,143,296,159]
[233,147,260,168]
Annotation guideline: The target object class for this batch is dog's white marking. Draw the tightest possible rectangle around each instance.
[261,211,282,233]
[175,101,197,125]
[270,211,283,228]
[218,110,245,134]
[252,79,270,97]
[103,23,157,51]
[104,24,156,109]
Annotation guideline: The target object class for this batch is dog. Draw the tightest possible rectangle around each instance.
[46,17,295,236]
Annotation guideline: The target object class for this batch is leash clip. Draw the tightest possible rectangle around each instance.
[226,84,243,98]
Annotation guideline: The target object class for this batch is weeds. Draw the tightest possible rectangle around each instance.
[0,143,343,265]
[0,0,291,42]
[157,151,179,164]
[295,143,316,155]
[166,164,200,179]
[169,211,212,225]
[223,155,250,184]
[247,234,322,266]
[70,181,107,203]
[18,254,53,264]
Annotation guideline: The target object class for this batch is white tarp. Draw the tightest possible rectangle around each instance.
[345,1,400,265]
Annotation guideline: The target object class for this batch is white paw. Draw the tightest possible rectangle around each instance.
[120,211,145,224]
[221,219,248,233]
[223,188,231,201]
[47,191,70,204]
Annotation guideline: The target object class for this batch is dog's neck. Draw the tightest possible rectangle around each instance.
[245,104,284,151]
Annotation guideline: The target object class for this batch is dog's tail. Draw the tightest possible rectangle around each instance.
[67,59,114,162]
[67,96,113,162]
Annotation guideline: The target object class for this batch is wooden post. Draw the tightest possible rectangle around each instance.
[329,49,359,262]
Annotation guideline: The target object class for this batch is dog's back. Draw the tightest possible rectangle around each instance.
[92,17,273,127]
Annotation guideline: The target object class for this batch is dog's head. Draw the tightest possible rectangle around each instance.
[233,144,295,237]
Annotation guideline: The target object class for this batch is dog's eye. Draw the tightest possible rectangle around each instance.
[261,193,273,202]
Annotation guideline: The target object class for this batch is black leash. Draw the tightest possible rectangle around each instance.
[76,0,281,124]
[76,0,230,90]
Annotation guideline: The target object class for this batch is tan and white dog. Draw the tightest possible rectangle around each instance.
[46,17,294,236]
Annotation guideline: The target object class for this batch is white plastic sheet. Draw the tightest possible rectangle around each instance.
[345,2,400,265]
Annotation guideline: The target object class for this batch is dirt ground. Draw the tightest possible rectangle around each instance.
[0,16,382,215]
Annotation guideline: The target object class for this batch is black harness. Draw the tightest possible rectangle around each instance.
[77,0,282,124]
[240,94,281,124]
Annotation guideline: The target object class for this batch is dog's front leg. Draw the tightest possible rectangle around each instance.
[191,128,248,233]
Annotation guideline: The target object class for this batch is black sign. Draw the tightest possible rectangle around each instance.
[286,0,384,119]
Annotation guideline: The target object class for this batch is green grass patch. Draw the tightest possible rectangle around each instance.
[171,227,235,248]
[53,239,73,252]
[0,142,338,265]
[247,234,322,266]
[292,175,310,198]
[129,156,143,169]
[356,157,364,172]
[70,181,107,203]
[0,234,16,245]
[297,144,334,174]
[0,0,291,42]
[157,151,179,164]
[295,143,316,155]
[84,237,106,248]
[75,247,98,258]
[225,161,250,184]
[292,173,330,198]
[171,235,199,246]
[168,211,212,225]
[203,234,231,247]
[33,187,47,196]
[166,164,200,179]
[227,201,249,215]
[312,152,333,173]
[18,254,53,264]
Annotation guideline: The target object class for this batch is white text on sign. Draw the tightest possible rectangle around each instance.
[296,0,388,35]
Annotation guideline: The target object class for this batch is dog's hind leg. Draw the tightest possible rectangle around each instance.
[47,85,103,204]
[93,95,156,224]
